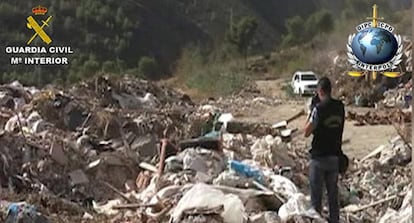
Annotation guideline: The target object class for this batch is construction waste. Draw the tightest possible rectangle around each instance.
[0,76,411,223]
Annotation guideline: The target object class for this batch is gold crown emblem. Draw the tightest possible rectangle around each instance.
[32,5,47,15]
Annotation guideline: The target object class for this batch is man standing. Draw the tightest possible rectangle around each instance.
[304,77,345,223]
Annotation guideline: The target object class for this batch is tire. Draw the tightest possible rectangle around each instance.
[299,88,303,97]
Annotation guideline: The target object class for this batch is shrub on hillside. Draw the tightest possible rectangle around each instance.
[138,57,161,80]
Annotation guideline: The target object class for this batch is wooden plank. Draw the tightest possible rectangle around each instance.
[286,109,305,123]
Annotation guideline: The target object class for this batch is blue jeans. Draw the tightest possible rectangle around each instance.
[309,156,339,223]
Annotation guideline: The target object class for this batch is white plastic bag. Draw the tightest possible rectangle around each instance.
[171,183,246,223]
[268,174,298,199]
[278,193,326,222]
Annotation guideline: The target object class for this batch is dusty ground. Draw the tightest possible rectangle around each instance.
[235,79,398,159]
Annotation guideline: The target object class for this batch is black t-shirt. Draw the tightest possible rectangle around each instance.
[310,98,345,158]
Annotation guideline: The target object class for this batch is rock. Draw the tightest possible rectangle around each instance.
[213,171,254,188]
[82,212,94,220]
[250,211,281,223]
[31,119,48,133]
[86,152,139,189]
[27,111,42,124]
[179,148,226,177]
[111,92,158,110]
[68,169,89,185]
[379,141,411,165]
[165,156,183,172]
[244,193,283,213]
[179,137,221,151]
[93,199,122,215]
[251,135,294,167]
[180,213,224,223]
[378,208,396,223]
[124,180,136,192]
[4,113,25,133]
[63,103,84,131]
[111,92,142,109]
[130,134,157,158]
[49,140,68,166]
[0,94,14,109]
[195,171,212,183]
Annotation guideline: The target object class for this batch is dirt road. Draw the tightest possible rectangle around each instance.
[235,79,398,159]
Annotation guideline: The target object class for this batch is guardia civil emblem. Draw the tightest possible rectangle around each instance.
[27,5,53,45]
[347,4,403,79]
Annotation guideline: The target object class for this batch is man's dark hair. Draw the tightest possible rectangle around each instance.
[317,77,332,95]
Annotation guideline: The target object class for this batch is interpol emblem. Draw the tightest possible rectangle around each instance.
[346,4,403,79]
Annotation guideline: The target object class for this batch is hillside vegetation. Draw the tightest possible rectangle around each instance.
[0,0,411,94]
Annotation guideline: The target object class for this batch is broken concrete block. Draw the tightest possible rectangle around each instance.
[179,206,225,223]
[63,103,84,131]
[31,119,48,134]
[27,111,42,124]
[251,135,294,167]
[195,171,212,183]
[131,134,157,158]
[272,121,287,129]
[165,156,183,172]
[124,180,136,192]
[179,148,226,177]
[250,211,281,223]
[183,153,209,173]
[49,140,68,166]
[213,171,254,188]
[69,169,89,185]
[179,137,221,151]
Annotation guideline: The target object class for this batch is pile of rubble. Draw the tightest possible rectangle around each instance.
[346,109,411,126]
[0,77,411,223]
[341,136,412,222]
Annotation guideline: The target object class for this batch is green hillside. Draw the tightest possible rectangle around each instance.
[0,0,411,87]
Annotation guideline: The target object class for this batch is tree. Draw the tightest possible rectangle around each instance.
[102,61,118,73]
[282,10,333,47]
[226,16,258,61]
[83,56,100,77]
[138,57,161,80]
[305,9,334,38]
[282,16,305,47]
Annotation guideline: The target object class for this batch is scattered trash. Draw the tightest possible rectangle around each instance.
[228,160,265,184]
[5,202,49,223]
[0,76,410,222]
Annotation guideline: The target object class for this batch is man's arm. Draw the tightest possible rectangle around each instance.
[304,121,313,138]
[304,107,318,138]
